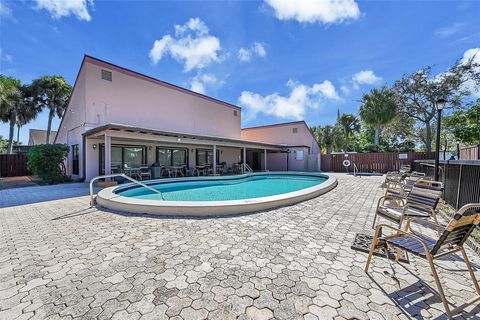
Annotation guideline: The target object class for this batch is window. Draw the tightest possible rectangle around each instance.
[295,150,304,160]
[101,69,112,81]
[233,110,238,116]
[156,147,188,167]
[72,144,79,175]
[99,144,147,174]
[196,149,219,165]
[292,127,298,134]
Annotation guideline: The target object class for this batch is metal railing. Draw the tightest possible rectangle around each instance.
[241,163,253,176]
[89,173,164,207]
[353,163,359,177]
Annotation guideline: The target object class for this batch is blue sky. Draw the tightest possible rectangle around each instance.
[1,0,479,144]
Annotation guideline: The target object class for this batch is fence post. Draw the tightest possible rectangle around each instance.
[455,164,463,210]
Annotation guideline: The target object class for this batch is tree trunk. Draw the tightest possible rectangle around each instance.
[7,114,15,154]
[443,139,448,160]
[46,109,54,144]
[327,145,332,154]
[425,121,432,152]
[16,125,21,144]
[374,127,381,146]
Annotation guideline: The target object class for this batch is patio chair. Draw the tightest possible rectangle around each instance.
[373,184,443,230]
[365,203,480,319]
[139,165,151,180]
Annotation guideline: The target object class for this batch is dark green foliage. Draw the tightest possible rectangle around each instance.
[444,99,480,145]
[27,144,71,184]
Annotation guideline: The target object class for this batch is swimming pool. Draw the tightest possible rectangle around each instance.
[96,172,337,216]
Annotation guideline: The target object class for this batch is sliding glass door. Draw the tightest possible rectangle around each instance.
[100,144,147,174]
[196,149,219,165]
[156,147,188,167]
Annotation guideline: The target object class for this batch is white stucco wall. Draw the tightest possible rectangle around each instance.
[83,59,241,139]
[241,122,320,155]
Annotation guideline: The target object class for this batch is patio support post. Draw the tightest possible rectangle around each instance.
[213,144,217,175]
[243,147,246,167]
[105,134,111,181]
[264,149,267,171]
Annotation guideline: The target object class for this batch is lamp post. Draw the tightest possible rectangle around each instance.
[434,98,447,181]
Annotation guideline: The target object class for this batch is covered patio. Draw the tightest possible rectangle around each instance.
[80,124,289,181]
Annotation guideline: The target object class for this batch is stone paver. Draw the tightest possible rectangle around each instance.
[1,173,479,319]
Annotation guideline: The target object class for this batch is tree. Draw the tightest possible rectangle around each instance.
[336,114,360,151]
[359,87,397,146]
[393,56,480,152]
[311,125,336,154]
[30,76,72,144]
[444,98,480,145]
[0,75,22,154]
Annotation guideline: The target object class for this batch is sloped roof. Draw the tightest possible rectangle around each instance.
[29,129,57,145]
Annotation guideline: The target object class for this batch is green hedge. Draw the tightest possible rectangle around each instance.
[27,144,71,184]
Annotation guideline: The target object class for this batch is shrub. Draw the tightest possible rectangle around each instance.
[27,144,71,184]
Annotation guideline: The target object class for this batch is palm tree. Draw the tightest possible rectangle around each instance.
[0,75,22,154]
[337,114,360,151]
[359,87,397,146]
[30,76,72,144]
[16,86,40,143]
[311,125,336,154]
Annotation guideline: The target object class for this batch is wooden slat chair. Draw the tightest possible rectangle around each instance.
[374,183,443,230]
[365,203,480,319]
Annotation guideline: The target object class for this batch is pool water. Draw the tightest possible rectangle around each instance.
[117,174,327,201]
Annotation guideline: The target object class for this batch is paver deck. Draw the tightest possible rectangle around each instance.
[1,173,479,319]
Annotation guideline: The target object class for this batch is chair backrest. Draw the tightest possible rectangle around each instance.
[431,203,480,255]
[406,185,442,213]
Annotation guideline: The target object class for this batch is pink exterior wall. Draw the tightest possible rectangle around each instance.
[241,122,320,155]
[83,61,241,139]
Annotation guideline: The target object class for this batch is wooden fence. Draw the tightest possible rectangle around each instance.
[321,152,435,173]
[460,145,480,160]
[0,154,30,177]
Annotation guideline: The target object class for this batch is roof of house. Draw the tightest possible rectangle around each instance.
[82,123,313,149]
[241,120,308,130]
[84,55,241,111]
[29,129,57,145]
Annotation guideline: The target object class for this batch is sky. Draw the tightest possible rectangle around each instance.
[1,0,479,145]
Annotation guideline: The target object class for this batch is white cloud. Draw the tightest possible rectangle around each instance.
[435,23,463,38]
[239,79,339,120]
[265,0,360,24]
[149,18,222,72]
[311,80,340,99]
[461,48,480,98]
[352,70,382,86]
[238,42,267,62]
[35,0,94,21]
[0,48,13,63]
[0,1,12,18]
[189,73,223,95]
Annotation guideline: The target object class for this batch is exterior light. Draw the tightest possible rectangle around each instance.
[436,98,447,111]
[434,98,447,181]
[92,144,97,150]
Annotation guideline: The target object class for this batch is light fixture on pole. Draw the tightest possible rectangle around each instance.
[434,98,447,181]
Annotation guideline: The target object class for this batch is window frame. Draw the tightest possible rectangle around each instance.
[99,144,147,174]
[155,146,189,167]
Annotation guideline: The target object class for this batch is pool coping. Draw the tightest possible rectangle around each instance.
[96,172,337,217]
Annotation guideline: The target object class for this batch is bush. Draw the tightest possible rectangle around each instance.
[27,144,71,184]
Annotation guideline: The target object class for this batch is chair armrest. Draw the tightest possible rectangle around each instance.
[405,217,444,232]
[377,194,406,208]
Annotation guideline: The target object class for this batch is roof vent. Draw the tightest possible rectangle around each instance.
[101,69,112,81]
